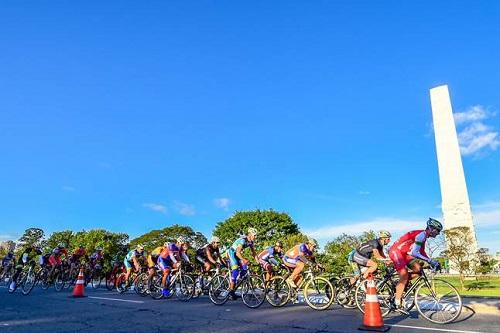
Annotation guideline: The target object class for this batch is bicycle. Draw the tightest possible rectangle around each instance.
[105,262,124,291]
[149,265,195,301]
[266,265,335,310]
[8,261,38,295]
[116,267,144,294]
[208,265,266,308]
[355,266,462,324]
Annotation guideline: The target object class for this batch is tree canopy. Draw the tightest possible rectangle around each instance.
[130,224,207,252]
[213,209,300,248]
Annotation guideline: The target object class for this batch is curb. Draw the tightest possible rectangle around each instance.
[464,300,500,315]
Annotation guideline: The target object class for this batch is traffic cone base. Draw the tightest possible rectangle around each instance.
[358,324,390,332]
[72,268,86,298]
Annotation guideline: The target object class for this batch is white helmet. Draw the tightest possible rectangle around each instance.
[211,236,220,243]
[247,227,258,236]
[177,237,187,244]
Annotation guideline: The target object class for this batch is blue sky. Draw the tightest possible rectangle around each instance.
[1,1,499,253]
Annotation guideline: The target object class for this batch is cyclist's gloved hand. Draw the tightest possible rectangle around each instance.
[429,259,440,269]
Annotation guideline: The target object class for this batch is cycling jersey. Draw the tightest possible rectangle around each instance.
[356,239,383,259]
[124,249,145,269]
[89,252,104,267]
[258,246,281,273]
[196,243,220,261]
[389,230,431,270]
[49,248,68,267]
[147,246,163,268]
[228,237,254,269]
[283,243,313,266]
[70,248,87,263]
[157,243,190,271]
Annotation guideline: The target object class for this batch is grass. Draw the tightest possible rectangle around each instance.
[437,275,500,297]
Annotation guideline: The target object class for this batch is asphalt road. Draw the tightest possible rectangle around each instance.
[0,286,498,333]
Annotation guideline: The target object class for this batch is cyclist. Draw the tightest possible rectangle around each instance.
[196,236,221,273]
[352,231,392,279]
[89,248,104,269]
[123,244,145,288]
[158,237,191,297]
[146,243,167,292]
[1,250,15,276]
[227,228,258,300]
[283,237,319,288]
[69,245,88,270]
[389,218,443,314]
[48,243,68,278]
[9,245,42,291]
[257,240,284,282]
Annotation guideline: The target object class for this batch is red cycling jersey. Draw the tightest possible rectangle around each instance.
[389,230,430,270]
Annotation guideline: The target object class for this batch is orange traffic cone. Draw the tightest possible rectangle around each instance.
[358,274,389,332]
[72,268,86,298]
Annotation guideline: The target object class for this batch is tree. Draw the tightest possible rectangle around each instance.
[321,231,376,276]
[442,226,478,290]
[0,240,16,257]
[130,224,207,252]
[44,230,74,253]
[213,209,300,248]
[17,228,45,249]
[476,248,497,275]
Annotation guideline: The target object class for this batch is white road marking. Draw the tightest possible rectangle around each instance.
[389,324,487,333]
[88,296,144,304]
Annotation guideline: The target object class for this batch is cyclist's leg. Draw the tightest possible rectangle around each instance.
[389,249,410,309]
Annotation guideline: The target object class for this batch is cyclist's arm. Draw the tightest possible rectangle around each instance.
[206,249,217,265]
[235,245,246,261]
[132,256,141,269]
[269,257,280,266]
[409,232,431,262]
[372,249,390,261]
[181,252,190,263]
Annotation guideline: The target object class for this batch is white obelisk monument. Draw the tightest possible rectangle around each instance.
[429,85,478,247]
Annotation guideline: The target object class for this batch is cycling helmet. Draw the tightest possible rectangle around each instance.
[136,244,144,251]
[211,236,220,243]
[378,230,392,239]
[306,237,318,247]
[247,227,258,236]
[176,236,187,244]
[57,243,66,248]
[427,218,443,231]
[275,241,283,248]
[163,242,169,248]
[96,247,103,251]
[78,244,85,248]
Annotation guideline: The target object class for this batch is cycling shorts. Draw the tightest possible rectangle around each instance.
[282,255,299,267]
[147,255,158,269]
[352,251,370,267]
[259,259,273,273]
[389,249,414,271]
[158,257,172,271]
[124,258,133,270]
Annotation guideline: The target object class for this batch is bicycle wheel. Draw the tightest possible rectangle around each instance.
[40,269,51,290]
[241,274,266,308]
[303,276,334,310]
[335,277,357,308]
[7,271,24,293]
[266,276,290,307]
[415,278,462,324]
[208,274,230,305]
[134,273,148,296]
[174,274,195,301]
[91,271,102,289]
[54,270,66,291]
[21,269,37,295]
[149,273,165,300]
[116,273,127,293]
[105,272,116,291]
[355,279,392,316]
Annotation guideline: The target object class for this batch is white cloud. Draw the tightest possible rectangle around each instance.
[453,105,500,157]
[473,201,500,228]
[304,217,422,241]
[62,185,76,192]
[174,201,196,216]
[454,105,490,125]
[143,203,168,215]
[214,198,231,210]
